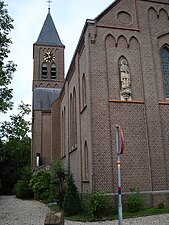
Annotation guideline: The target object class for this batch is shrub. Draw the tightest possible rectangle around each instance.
[50,160,65,183]
[39,190,54,203]
[14,166,33,199]
[14,180,33,199]
[63,171,82,216]
[86,192,108,218]
[29,169,51,200]
[125,193,144,212]
[50,160,66,208]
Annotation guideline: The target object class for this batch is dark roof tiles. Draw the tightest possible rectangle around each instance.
[34,88,61,110]
[35,13,64,47]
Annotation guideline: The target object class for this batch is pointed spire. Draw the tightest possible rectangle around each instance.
[35,12,64,47]
[47,0,52,13]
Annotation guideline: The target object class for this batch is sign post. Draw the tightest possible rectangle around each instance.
[115,124,124,225]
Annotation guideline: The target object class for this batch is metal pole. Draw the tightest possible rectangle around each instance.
[116,126,123,225]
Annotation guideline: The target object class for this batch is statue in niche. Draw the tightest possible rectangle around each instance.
[120,59,132,101]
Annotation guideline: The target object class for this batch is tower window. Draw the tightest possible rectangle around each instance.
[51,63,57,79]
[42,63,47,79]
[160,47,169,99]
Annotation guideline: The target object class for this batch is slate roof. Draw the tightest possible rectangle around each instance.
[35,13,64,47]
[34,88,61,110]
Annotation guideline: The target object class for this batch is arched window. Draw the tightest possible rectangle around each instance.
[160,47,169,99]
[70,89,77,150]
[51,63,57,79]
[70,94,73,149]
[84,141,89,180]
[62,110,64,156]
[63,107,66,155]
[73,88,77,146]
[82,74,87,107]
[61,108,66,157]
[42,63,47,79]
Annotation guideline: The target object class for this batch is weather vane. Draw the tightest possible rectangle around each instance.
[47,0,52,13]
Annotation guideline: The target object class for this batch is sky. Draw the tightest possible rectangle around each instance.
[2,0,114,121]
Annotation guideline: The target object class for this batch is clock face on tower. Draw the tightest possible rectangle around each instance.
[43,51,55,63]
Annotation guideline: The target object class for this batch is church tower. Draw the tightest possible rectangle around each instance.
[32,8,64,169]
[33,9,64,89]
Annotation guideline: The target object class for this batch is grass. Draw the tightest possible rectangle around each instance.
[123,207,169,219]
[48,205,169,222]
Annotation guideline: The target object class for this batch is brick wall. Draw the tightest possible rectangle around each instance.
[51,99,61,161]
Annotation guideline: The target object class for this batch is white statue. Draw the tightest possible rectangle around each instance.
[120,59,132,100]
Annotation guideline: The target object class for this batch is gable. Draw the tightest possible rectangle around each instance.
[95,0,139,31]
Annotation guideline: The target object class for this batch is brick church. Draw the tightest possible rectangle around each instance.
[32,0,169,206]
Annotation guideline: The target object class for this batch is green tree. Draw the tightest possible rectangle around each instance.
[29,169,51,200]
[14,169,34,199]
[63,171,82,216]
[50,160,66,184]
[0,102,31,194]
[0,101,31,139]
[50,160,66,207]
[0,0,16,113]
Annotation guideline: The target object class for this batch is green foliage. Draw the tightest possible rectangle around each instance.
[14,180,33,199]
[63,171,82,216]
[85,192,109,218]
[0,137,31,194]
[0,102,31,194]
[62,206,169,222]
[50,160,66,208]
[0,101,31,140]
[29,169,51,199]
[125,193,144,212]
[0,0,16,112]
[50,160,65,182]
[39,191,53,202]
[14,166,33,199]
[55,187,65,208]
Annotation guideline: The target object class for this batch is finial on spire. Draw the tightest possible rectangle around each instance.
[47,0,52,13]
